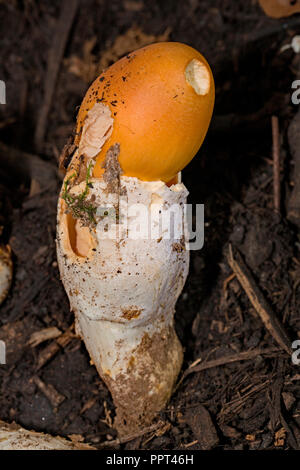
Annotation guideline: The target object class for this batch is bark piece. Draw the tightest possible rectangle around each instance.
[185,405,219,450]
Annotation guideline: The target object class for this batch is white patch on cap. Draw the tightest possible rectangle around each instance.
[78,102,114,158]
[185,59,210,96]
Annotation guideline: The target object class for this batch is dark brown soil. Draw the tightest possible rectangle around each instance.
[1,0,300,450]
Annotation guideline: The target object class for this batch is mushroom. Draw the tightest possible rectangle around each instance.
[0,245,12,306]
[258,0,300,18]
[56,42,214,435]
[0,420,95,450]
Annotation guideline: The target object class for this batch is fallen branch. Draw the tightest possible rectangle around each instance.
[226,244,292,355]
[272,115,281,213]
[178,346,280,386]
[0,141,57,189]
[287,109,300,227]
[34,0,79,152]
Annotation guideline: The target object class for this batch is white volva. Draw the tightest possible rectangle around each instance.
[57,173,189,434]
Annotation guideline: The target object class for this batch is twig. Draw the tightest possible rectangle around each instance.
[36,326,75,370]
[218,380,270,423]
[227,245,292,355]
[272,115,281,213]
[28,327,62,348]
[0,141,57,189]
[32,376,65,408]
[178,346,280,386]
[287,109,300,227]
[34,0,79,152]
[97,420,167,449]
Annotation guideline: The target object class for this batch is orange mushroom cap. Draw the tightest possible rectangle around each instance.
[75,41,214,183]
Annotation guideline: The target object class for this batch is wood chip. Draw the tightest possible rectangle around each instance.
[184,405,219,450]
[219,424,241,439]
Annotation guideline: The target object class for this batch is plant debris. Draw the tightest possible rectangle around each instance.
[62,161,97,226]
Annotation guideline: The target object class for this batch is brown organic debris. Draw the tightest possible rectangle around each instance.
[101,143,123,194]
[179,346,280,384]
[121,307,142,321]
[259,0,300,18]
[272,116,281,213]
[36,326,76,370]
[28,327,62,348]
[65,26,171,83]
[226,245,292,355]
[34,0,79,152]
[287,109,300,227]
[59,138,77,172]
[184,405,219,450]
[32,376,65,408]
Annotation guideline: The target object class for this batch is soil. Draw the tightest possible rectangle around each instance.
[1,0,300,450]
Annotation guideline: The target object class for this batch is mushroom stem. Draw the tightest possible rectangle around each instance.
[57,175,189,434]
[76,306,183,434]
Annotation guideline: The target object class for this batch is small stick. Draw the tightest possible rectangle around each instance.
[32,376,65,408]
[179,346,280,385]
[28,327,62,348]
[97,420,167,449]
[272,115,281,213]
[34,0,79,152]
[227,245,292,355]
[36,326,75,370]
[0,141,57,189]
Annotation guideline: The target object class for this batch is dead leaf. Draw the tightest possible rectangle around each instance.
[258,0,300,18]
[184,405,219,450]
[65,26,171,84]
[123,0,143,11]
[274,427,286,446]
[65,36,98,84]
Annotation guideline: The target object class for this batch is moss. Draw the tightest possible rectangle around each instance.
[62,161,97,226]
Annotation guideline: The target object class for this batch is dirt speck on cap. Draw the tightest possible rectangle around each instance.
[101,143,126,195]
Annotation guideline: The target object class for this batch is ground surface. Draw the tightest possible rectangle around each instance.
[1,0,300,450]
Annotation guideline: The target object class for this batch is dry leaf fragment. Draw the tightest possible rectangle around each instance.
[65,26,171,84]
[274,427,286,446]
[259,0,300,18]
